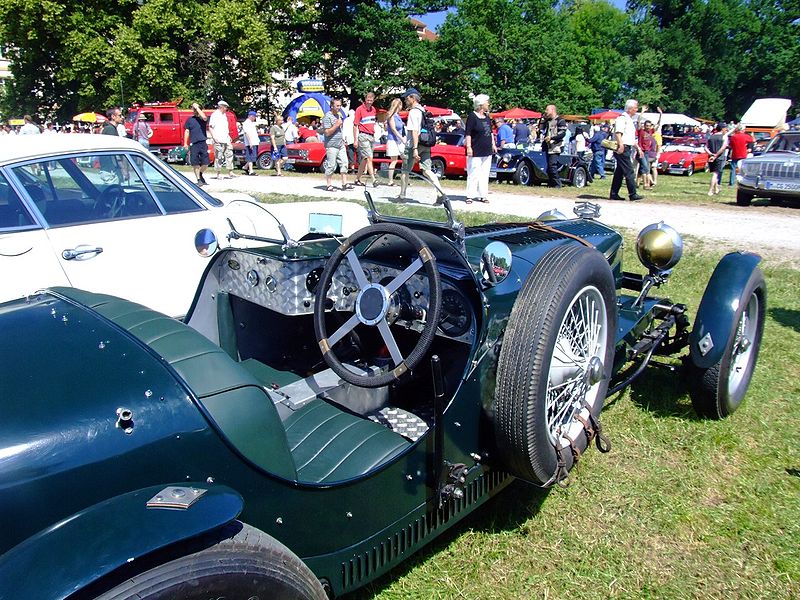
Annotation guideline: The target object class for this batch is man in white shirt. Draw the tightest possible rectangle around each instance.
[242,111,260,175]
[609,99,644,201]
[282,116,298,145]
[19,115,40,135]
[208,100,234,179]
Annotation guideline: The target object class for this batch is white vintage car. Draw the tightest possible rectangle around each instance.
[0,135,368,315]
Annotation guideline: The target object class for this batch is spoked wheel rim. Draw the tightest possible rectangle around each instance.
[573,168,586,188]
[728,292,759,397]
[519,163,531,185]
[546,285,609,448]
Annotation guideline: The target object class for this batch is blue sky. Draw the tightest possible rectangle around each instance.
[417,1,628,31]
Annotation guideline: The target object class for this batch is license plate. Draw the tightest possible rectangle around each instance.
[285,158,295,164]
[765,181,800,191]
[669,168,684,174]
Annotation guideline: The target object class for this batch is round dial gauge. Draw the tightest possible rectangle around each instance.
[439,289,472,337]
[306,267,323,293]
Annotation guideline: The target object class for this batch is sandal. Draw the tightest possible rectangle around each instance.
[386,182,396,187]
[326,185,339,192]
[343,184,354,190]
[353,180,366,186]
[465,198,474,204]
[479,197,489,203]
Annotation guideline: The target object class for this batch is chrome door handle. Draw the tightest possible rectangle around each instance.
[62,247,103,260]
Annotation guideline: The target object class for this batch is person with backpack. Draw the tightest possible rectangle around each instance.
[398,88,447,205]
[465,94,495,203]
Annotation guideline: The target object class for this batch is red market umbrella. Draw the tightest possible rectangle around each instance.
[493,108,541,119]
[588,110,621,120]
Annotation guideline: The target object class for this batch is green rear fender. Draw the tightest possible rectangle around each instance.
[689,252,763,369]
[0,483,243,600]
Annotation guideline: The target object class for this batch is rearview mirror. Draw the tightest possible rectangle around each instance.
[194,228,218,257]
[480,241,512,286]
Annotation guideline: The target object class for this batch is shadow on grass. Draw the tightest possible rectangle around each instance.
[769,307,800,333]
[622,363,698,420]
[344,480,549,599]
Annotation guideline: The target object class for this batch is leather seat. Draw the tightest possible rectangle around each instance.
[51,288,410,484]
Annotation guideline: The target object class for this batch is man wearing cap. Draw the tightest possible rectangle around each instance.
[398,88,446,205]
[353,91,378,187]
[183,103,209,185]
[208,100,234,179]
[269,114,288,176]
[242,110,260,176]
[588,123,610,179]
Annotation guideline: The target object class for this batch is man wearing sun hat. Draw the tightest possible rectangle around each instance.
[208,100,234,179]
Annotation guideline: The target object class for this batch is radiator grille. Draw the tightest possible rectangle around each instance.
[490,220,614,246]
[759,160,800,180]
[340,471,508,590]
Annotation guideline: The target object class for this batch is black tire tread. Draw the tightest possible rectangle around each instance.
[495,244,615,484]
[95,522,325,600]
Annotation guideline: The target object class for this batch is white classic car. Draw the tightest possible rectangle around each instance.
[0,135,368,315]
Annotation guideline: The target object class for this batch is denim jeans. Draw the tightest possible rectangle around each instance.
[729,159,739,185]
[590,150,606,178]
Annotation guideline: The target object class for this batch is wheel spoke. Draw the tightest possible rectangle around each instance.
[377,319,404,366]
[345,248,370,289]
[328,313,361,347]
[385,257,423,295]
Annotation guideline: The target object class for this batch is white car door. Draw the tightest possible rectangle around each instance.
[10,152,226,317]
[0,171,70,301]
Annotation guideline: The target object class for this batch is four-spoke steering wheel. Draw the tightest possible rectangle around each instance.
[313,223,442,388]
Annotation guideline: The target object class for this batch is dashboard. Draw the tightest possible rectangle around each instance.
[217,249,476,343]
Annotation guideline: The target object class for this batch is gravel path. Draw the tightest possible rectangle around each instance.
[189,172,800,264]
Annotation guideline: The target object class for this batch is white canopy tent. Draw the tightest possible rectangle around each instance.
[739,98,792,127]
[635,112,701,127]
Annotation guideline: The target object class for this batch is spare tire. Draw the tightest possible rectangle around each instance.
[494,244,616,486]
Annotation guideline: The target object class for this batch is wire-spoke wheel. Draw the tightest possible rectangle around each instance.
[495,244,616,486]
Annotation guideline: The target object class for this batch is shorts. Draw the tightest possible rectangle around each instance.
[190,142,209,167]
[401,144,431,175]
[244,145,258,162]
[638,153,650,172]
[708,157,725,174]
[324,145,348,176]
[213,141,234,169]
[357,133,374,160]
[272,145,288,160]
[386,138,405,158]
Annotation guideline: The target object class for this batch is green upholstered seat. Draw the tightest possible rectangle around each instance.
[51,288,412,485]
[284,400,411,484]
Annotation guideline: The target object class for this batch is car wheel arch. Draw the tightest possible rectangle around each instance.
[0,483,244,600]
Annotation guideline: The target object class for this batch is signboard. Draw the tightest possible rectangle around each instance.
[297,79,325,93]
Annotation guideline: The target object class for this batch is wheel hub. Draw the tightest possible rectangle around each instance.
[586,356,604,386]
[355,284,390,326]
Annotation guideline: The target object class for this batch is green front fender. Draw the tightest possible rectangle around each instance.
[689,252,763,370]
[0,483,242,600]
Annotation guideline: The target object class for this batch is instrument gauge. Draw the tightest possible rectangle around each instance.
[439,289,472,338]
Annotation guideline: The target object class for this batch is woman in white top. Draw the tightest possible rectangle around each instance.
[384,98,406,186]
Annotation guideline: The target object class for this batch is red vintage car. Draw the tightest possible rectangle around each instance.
[657,137,710,176]
[373,132,468,179]
[285,141,328,171]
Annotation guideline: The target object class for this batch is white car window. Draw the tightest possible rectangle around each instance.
[0,172,36,230]
[12,154,161,226]
[129,155,202,214]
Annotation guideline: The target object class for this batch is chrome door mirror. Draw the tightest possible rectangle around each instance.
[480,241,512,286]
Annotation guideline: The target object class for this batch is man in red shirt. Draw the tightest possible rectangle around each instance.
[728,124,754,186]
[353,92,378,187]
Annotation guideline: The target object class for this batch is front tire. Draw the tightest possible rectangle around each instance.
[513,160,533,186]
[494,244,616,486]
[736,189,753,206]
[257,152,274,170]
[685,163,695,176]
[688,269,766,419]
[93,522,326,600]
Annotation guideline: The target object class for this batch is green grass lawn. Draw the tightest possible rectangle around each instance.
[252,194,799,599]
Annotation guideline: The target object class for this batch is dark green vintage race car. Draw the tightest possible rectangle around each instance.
[0,188,766,599]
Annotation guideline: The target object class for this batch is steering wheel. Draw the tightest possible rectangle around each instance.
[313,223,442,388]
[94,184,126,218]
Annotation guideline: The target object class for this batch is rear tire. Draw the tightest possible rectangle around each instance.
[494,245,616,485]
[93,522,326,600]
[430,157,446,178]
[688,269,766,419]
[572,166,587,188]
